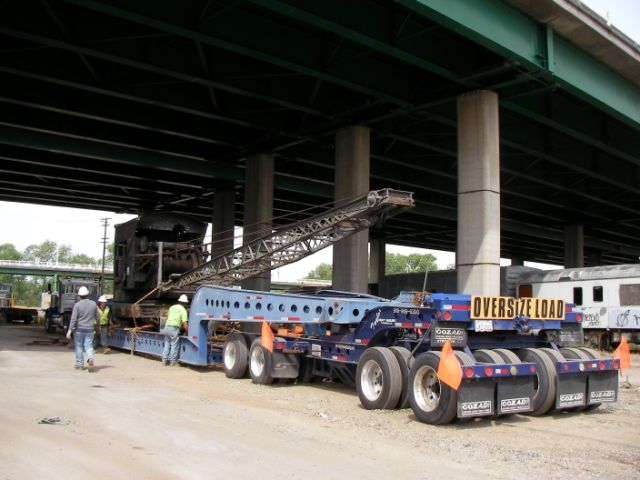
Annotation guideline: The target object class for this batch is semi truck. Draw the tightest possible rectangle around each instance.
[43,278,101,333]
[105,188,620,425]
[0,282,38,323]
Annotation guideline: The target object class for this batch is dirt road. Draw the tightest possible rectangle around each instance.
[1,323,638,480]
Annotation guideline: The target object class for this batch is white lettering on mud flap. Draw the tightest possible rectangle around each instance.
[590,390,616,402]
[500,397,530,413]
[460,400,492,417]
[558,392,584,407]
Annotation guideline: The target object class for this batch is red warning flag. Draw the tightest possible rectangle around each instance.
[613,337,631,375]
[260,321,275,353]
[437,340,462,390]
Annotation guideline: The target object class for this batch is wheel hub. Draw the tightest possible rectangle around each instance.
[413,365,441,413]
[361,359,383,401]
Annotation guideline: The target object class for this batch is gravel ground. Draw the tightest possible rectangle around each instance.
[1,323,638,480]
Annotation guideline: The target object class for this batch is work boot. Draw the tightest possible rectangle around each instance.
[103,348,111,354]
[74,364,83,370]
[169,361,177,366]
[87,358,95,372]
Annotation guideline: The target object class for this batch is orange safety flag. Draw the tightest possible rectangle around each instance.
[613,337,631,375]
[260,321,275,353]
[437,340,462,390]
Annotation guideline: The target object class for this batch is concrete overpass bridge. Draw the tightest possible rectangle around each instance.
[0,0,638,295]
[0,260,114,280]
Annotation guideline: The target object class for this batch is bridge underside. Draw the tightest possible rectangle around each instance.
[0,0,638,266]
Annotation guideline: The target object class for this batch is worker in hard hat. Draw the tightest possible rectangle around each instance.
[96,295,113,354]
[161,294,189,366]
[66,286,100,371]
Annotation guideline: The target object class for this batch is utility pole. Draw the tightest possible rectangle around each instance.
[100,217,111,293]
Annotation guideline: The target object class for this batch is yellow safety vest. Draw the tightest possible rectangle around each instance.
[98,306,110,325]
[166,304,187,328]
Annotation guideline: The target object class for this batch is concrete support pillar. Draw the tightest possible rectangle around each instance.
[456,90,501,296]
[564,225,584,268]
[211,187,235,259]
[369,238,386,293]
[241,153,274,292]
[333,126,370,293]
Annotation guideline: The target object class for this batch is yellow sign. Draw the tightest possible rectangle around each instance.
[470,296,565,321]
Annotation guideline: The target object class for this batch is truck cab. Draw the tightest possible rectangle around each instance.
[44,279,100,333]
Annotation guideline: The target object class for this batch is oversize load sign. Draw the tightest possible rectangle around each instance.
[470,296,565,320]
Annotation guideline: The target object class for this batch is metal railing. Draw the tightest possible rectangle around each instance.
[0,259,114,273]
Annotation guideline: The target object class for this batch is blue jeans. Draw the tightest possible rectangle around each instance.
[74,329,94,366]
[162,326,180,363]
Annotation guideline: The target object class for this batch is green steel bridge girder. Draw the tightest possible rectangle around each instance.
[0,124,333,198]
[397,0,640,129]
[5,1,637,170]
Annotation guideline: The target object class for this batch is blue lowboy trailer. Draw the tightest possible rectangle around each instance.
[110,285,620,425]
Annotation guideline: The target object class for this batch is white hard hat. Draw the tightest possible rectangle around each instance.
[98,295,108,303]
[178,294,188,303]
[78,286,90,296]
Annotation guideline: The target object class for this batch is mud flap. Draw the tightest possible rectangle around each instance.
[497,377,534,414]
[457,380,494,418]
[587,371,618,404]
[556,374,587,408]
[270,352,300,379]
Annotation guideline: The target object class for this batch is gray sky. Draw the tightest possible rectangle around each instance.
[581,0,640,43]
[1,0,637,280]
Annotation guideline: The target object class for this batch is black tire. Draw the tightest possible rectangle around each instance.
[560,347,589,360]
[389,346,412,409]
[517,348,557,416]
[296,357,316,384]
[539,348,566,413]
[356,347,402,410]
[577,347,599,359]
[408,351,458,425]
[473,348,504,364]
[44,313,56,334]
[249,339,274,385]
[223,334,249,379]
[62,313,71,335]
[492,348,521,364]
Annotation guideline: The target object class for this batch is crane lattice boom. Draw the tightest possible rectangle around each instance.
[160,188,414,291]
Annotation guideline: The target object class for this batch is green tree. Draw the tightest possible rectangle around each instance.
[68,253,98,265]
[385,252,438,274]
[105,242,114,266]
[0,243,22,260]
[1,241,100,306]
[0,244,22,303]
[305,262,332,280]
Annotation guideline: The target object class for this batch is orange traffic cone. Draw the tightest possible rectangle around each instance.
[613,337,631,376]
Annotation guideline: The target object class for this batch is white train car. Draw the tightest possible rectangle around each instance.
[517,264,640,349]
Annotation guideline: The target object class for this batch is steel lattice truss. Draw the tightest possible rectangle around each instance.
[162,189,414,290]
